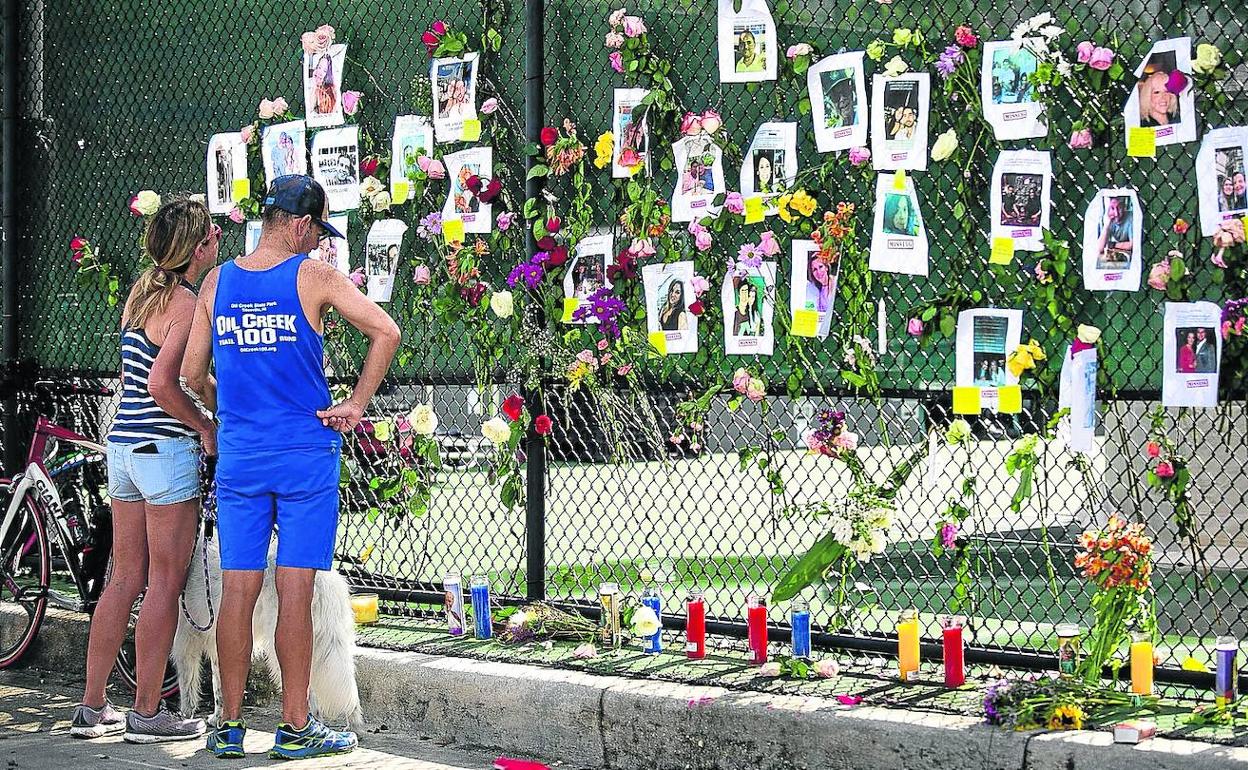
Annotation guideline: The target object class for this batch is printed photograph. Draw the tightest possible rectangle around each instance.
[1174,326,1218,374]
[452,162,482,214]
[751,149,787,195]
[1000,172,1043,227]
[730,274,767,338]
[734,22,768,74]
[366,241,401,278]
[883,81,920,142]
[1215,147,1247,213]
[572,256,606,301]
[265,126,304,179]
[803,254,836,314]
[1136,50,1181,129]
[617,105,647,164]
[680,140,717,196]
[1093,195,1135,269]
[972,316,1009,386]
[820,68,859,129]
[306,48,342,121]
[315,145,358,189]
[395,132,431,180]
[436,58,476,121]
[881,192,920,236]
[212,144,235,206]
[989,47,1037,105]
[656,274,690,331]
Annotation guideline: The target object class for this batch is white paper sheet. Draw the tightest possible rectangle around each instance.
[722,262,775,355]
[981,39,1047,141]
[1195,126,1248,237]
[642,261,698,354]
[1162,301,1221,408]
[670,135,724,222]
[955,308,1023,410]
[310,126,360,213]
[309,215,350,275]
[871,74,930,171]
[990,150,1051,252]
[442,147,493,234]
[431,53,479,143]
[869,174,928,276]
[206,132,248,215]
[808,52,868,153]
[717,0,777,83]
[1058,343,1098,454]
[562,234,614,323]
[261,120,308,188]
[612,89,650,178]
[1123,37,1198,149]
[304,44,347,129]
[1081,188,1142,291]
[789,239,838,340]
[740,122,796,214]
[391,115,435,189]
[244,221,262,254]
[365,219,408,303]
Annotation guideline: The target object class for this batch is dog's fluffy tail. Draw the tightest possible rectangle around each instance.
[309,569,365,729]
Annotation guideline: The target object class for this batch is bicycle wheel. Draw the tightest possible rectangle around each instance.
[104,555,180,700]
[0,495,51,668]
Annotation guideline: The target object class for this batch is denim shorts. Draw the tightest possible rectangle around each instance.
[106,436,201,506]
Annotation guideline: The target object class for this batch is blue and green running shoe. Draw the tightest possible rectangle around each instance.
[206,719,246,759]
[268,715,358,760]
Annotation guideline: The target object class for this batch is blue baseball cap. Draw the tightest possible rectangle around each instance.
[262,175,345,240]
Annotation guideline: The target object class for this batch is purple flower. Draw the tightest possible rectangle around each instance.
[573,287,626,339]
[507,260,545,289]
[496,212,515,231]
[418,212,443,240]
[936,55,957,77]
[940,522,958,549]
[737,243,763,268]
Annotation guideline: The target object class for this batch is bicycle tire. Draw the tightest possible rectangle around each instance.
[103,555,180,700]
[0,495,51,668]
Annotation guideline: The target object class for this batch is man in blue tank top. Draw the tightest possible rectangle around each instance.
[182,176,399,760]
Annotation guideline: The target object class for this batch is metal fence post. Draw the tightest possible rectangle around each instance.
[2,0,21,475]
[522,0,546,602]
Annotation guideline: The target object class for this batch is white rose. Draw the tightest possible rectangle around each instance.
[852,539,873,562]
[931,129,959,162]
[407,404,439,436]
[1077,324,1101,344]
[883,55,909,77]
[482,417,512,445]
[1193,43,1222,75]
[759,662,782,677]
[257,98,276,119]
[130,189,161,216]
[489,290,514,318]
[631,605,660,637]
[360,175,383,197]
[869,530,887,554]
[369,191,392,211]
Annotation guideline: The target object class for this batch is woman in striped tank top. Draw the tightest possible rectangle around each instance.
[72,197,219,743]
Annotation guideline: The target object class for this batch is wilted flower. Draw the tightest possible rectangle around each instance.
[945,418,972,445]
[1068,128,1093,149]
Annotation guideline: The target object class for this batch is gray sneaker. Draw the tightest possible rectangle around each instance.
[69,702,126,738]
[122,707,206,744]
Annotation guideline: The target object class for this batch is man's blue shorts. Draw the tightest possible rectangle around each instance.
[215,445,341,571]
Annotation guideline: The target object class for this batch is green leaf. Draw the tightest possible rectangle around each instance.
[527,164,550,180]
[486,28,503,52]
[940,314,956,337]
[920,307,937,322]
[1170,257,1186,280]
[772,531,847,603]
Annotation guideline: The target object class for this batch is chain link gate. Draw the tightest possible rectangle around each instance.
[3,0,1248,695]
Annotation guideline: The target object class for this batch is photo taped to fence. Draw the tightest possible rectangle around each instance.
[303,43,346,129]
[1196,127,1248,235]
[1163,301,1221,407]
[722,262,775,355]
[955,308,1023,400]
[870,73,930,171]
[717,0,776,83]
[1123,37,1197,147]
[261,120,308,188]
[807,51,867,153]
[1081,188,1142,292]
[432,53,479,143]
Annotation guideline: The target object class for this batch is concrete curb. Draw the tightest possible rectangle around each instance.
[9,610,1248,769]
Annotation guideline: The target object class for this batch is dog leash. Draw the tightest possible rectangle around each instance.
[180,454,217,633]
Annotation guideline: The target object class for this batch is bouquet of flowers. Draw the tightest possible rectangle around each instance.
[984,674,1152,731]
[1075,514,1156,681]
[802,408,858,459]
[495,602,600,644]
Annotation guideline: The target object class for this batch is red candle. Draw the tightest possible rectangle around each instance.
[747,594,768,664]
[686,592,706,660]
[942,616,965,688]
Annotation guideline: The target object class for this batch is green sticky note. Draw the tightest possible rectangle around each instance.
[231,178,250,201]
[744,196,765,224]
[648,331,668,357]
[892,169,906,191]
[391,180,410,206]
[561,298,580,323]
[990,237,1015,265]
[443,217,465,243]
[1127,126,1156,158]
[461,118,482,142]
[952,386,982,414]
[791,309,819,338]
[997,385,1022,414]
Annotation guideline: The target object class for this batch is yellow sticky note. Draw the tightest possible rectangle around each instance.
[952,386,982,414]
[461,118,482,142]
[231,178,250,201]
[648,331,668,357]
[892,169,907,191]
[561,298,580,323]
[791,309,819,338]
[1127,126,1156,158]
[990,237,1015,265]
[390,180,410,206]
[997,385,1022,414]
[443,217,465,243]
[744,196,765,224]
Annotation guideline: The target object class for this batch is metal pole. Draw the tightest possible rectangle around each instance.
[522,0,546,602]
[2,0,21,475]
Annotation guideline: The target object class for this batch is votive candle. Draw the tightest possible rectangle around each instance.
[1130,633,1153,696]
[641,586,662,654]
[791,600,812,660]
[1216,636,1238,708]
[941,615,965,688]
[898,609,920,682]
[686,592,706,660]
[443,574,464,636]
[470,576,492,640]
[747,594,768,665]
[350,593,378,625]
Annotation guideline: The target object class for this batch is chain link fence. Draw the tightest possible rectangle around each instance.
[3,0,1248,688]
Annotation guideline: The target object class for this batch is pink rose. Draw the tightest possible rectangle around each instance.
[608,8,626,27]
[1155,461,1175,479]
[1166,70,1188,95]
[497,212,515,231]
[481,97,499,114]
[758,230,781,257]
[1088,47,1115,71]
[413,265,431,285]
[258,98,276,119]
[622,15,646,37]
[804,431,822,452]
[786,43,812,59]
[228,207,244,224]
[679,112,702,136]
[724,191,745,215]
[239,124,256,144]
[271,97,289,116]
[1147,260,1170,291]
[732,367,750,393]
[314,24,335,51]
[906,318,924,336]
[605,32,625,49]
[1146,441,1161,458]
[832,431,858,451]
[418,156,446,180]
[618,147,642,168]
[609,51,623,73]
[848,146,871,166]
[701,110,722,134]
[746,378,766,403]
[1068,128,1093,149]
[349,268,366,288]
[694,230,712,252]
[813,660,840,678]
[1076,40,1095,64]
[300,32,320,55]
[342,90,362,116]
[430,20,448,36]
[616,364,633,376]
[690,276,709,296]
[629,237,655,258]
[954,26,978,48]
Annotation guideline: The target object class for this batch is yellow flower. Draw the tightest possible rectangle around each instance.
[372,419,393,442]
[790,190,817,217]
[1076,324,1101,344]
[1024,339,1046,362]
[1193,43,1222,75]
[1047,703,1084,730]
[593,131,614,169]
[892,28,913,46]
[777,193,796,223]
[1007,348,1034,378]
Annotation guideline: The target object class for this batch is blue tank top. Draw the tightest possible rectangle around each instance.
[211,254,340,455]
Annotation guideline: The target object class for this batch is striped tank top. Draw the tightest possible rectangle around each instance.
[106,327,198,444]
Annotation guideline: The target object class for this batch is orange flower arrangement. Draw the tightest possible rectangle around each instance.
[810,202,856,262]
[1074,514,1155,681]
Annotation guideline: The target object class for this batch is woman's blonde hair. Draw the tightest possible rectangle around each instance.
[124,196,211,329]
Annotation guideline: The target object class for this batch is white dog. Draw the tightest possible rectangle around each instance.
[172,533,365,729]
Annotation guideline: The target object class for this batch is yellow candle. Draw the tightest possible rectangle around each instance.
[898,610,920,682]
[351,593,379,625]
[1130,637,1153,695]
